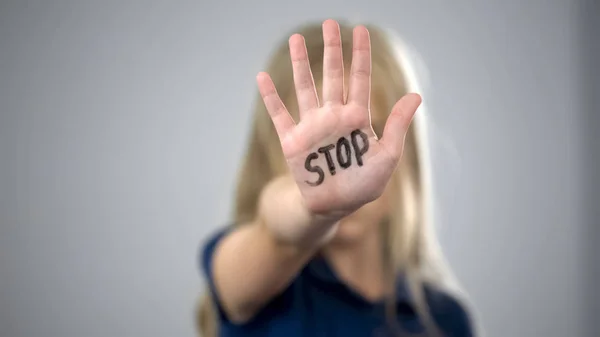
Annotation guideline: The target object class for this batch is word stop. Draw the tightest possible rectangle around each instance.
[304,129,370,186]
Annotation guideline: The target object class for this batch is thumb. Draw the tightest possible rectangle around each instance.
[379,93,422,161]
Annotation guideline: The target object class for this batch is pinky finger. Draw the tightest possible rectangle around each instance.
[380,93,422,161]
[257,72,296,139]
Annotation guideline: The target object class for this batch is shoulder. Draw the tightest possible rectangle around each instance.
[423,283,475,337]
[199,226,231,267]
[198,226,241,324]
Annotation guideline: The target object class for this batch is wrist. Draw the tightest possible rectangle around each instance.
[258,175,340,247]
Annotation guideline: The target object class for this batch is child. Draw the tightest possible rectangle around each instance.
[197,19,476,337]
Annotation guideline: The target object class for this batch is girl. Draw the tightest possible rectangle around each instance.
[197,19,476,337]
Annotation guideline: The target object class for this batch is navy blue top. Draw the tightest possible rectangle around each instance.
[200,227,473,337]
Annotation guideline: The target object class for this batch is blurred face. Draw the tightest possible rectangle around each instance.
[332,182,391,245]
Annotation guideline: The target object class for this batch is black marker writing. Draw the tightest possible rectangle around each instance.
[318,144,336,175]
[336,137,352,169]
[305,152,325,186]
[350,129,369,166]
[303,129,370,186]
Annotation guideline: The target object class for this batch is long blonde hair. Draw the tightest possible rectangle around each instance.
[196,19,470,337]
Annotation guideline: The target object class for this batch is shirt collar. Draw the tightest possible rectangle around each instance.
[306,255,414,305]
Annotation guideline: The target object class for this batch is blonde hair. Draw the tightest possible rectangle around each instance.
[196,19,472,337]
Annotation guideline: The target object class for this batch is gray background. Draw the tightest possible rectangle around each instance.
[0,1,597,337]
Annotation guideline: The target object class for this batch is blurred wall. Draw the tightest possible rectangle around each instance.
[582,1,599,337]
[0,1,595,337]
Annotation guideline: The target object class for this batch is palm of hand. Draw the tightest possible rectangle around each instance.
[257,20,421,215]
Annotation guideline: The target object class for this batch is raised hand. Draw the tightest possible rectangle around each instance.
[257,20,421,216]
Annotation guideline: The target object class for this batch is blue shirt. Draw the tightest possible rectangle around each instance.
[200,227,473,337]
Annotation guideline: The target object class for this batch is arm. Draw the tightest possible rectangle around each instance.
[211,175,340,323]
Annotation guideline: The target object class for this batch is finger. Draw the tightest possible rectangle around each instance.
[347,26,371,108]
[322,19,344,105]
[380,93,422,161]
[257,72,296,138]
[289,34,319,119]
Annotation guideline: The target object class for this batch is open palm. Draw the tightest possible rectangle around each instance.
[257,20,421,215]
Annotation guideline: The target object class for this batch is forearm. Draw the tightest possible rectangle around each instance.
[211,176,340,323]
